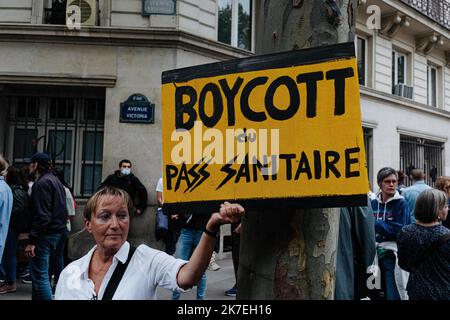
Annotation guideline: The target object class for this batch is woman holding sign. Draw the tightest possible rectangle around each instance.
[55,186,244,300]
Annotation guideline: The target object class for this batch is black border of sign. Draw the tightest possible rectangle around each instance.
[162,42,355,84]
[142,0,176,16]
[163,194,368,215]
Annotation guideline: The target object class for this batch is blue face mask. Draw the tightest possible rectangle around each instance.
[121,168,131,176]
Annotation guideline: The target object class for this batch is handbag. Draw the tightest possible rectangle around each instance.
[155,208,169,240]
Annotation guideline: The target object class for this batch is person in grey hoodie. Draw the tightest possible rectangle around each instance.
[397,189,449,300]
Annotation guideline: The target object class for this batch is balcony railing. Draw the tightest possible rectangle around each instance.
[400,0,450,30]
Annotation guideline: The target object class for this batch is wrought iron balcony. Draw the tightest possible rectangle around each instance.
[400,0,450,30]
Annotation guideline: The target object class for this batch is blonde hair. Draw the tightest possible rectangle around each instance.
[84,186,133,220]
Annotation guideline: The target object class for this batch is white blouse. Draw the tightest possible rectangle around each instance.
[55,241,187,300]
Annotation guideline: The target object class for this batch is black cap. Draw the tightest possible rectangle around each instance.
[29,152,51,166]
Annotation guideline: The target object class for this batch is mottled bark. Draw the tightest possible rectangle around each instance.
[255,0,356,53]
[239,208,340,299]
[238,0,357,300]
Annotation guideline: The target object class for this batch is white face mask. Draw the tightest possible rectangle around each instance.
[121,168,131,176]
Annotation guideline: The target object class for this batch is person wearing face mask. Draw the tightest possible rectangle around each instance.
[99,160,148,216]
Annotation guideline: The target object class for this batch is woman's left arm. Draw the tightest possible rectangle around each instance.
[176,202,244,289]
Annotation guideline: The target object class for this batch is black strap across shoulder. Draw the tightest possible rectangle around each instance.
[102,245,136,300]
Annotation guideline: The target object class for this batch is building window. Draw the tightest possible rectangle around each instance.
[5,90,105,197]
[13,128,38,165]
[84,99,105,121]
[399,135,443,187]
[48,129,73,184]
[44,0,99,26]
[81,130,103,195]
[16,97,40,119]
[427,64,438,107]
[49,98,75,119]
[392,50,406,93]
[218,0,252,50]
[45,0,67,25]
[356,37,366,86]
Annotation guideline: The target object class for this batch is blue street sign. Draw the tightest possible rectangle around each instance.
[120,94,155,124]
[142,0,176,16]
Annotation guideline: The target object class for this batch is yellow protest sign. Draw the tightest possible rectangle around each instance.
[162,42,368,213]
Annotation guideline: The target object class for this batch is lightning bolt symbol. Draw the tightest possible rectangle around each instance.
[184,158,211,193]
[216,156,238,190]
[189,162,210,192]
[184,162,200,193]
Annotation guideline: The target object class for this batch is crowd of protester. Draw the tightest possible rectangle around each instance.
[0,153,448,300]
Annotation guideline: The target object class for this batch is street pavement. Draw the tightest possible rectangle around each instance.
[0,255,236,300]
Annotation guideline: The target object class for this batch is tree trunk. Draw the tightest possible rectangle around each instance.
[237,0,357,300]
[255,0,357,53]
